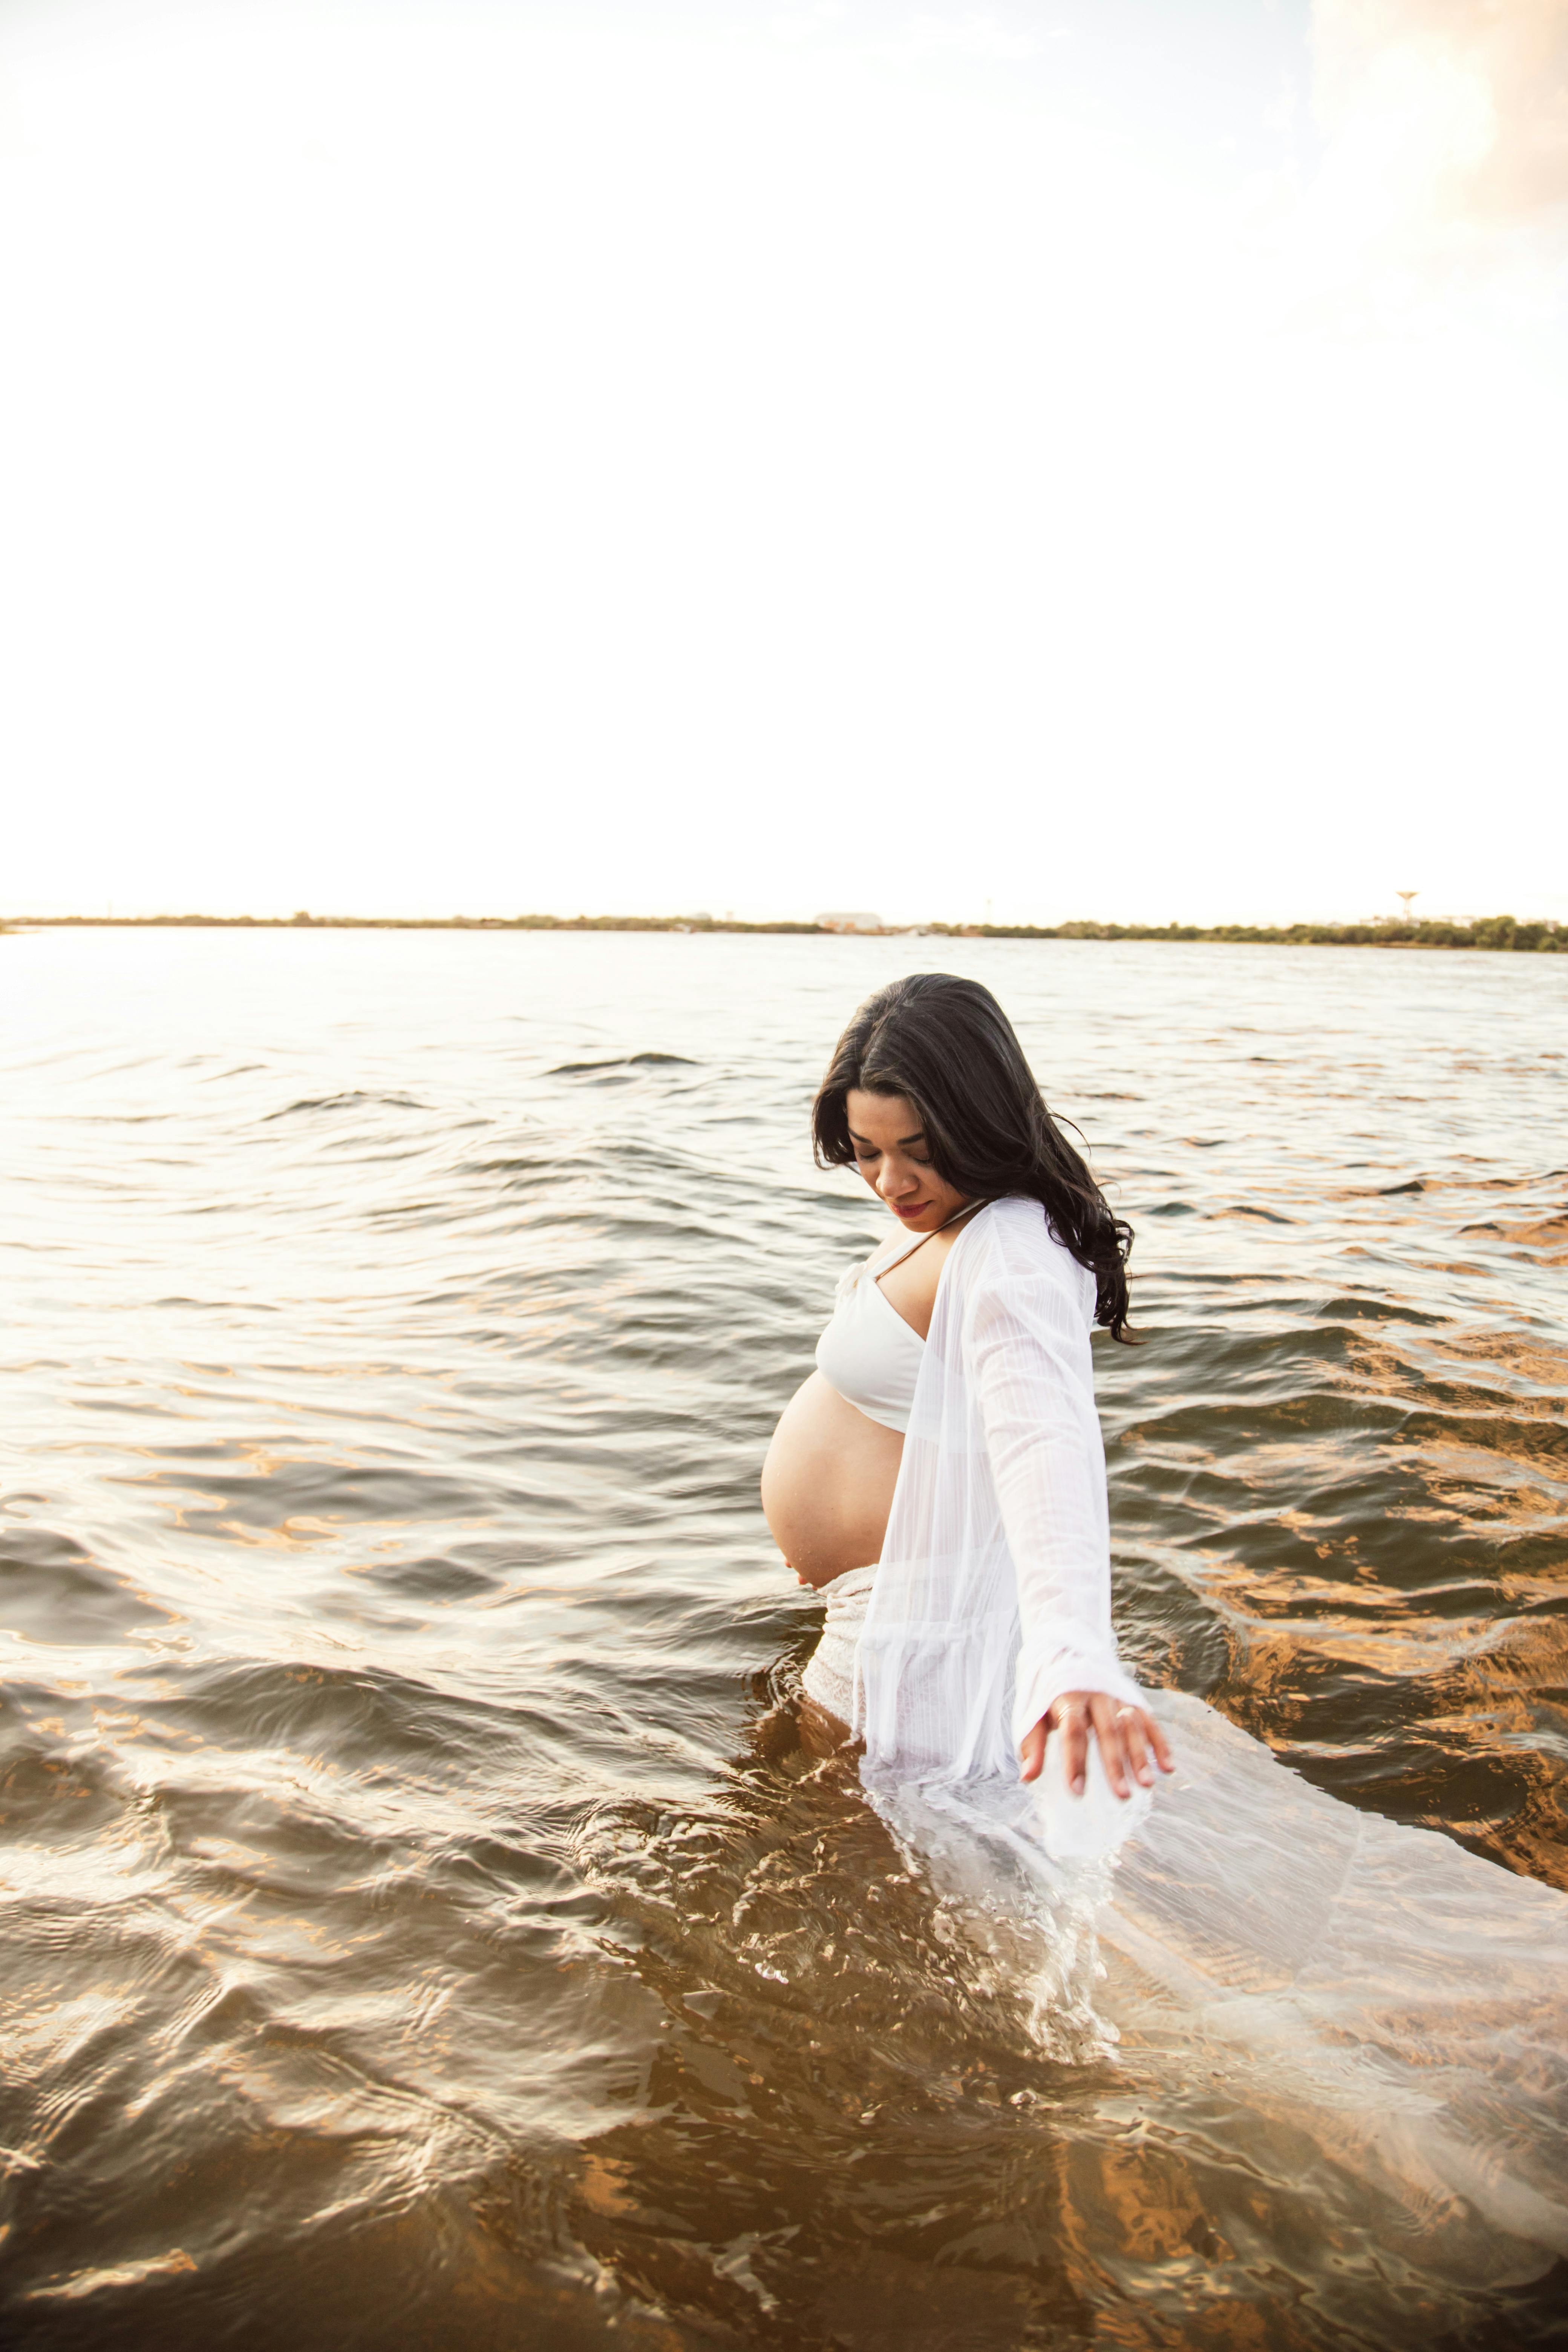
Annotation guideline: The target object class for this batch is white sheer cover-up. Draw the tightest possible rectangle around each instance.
[851,1193,1143,1781]
[828,1195,1568,2271]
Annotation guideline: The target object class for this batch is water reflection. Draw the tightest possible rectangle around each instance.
[0,929,1564,2346]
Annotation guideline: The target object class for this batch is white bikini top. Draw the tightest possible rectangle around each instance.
[815,1236,926,1433]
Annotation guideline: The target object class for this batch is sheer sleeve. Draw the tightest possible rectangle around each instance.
[965,1249,1143,1744]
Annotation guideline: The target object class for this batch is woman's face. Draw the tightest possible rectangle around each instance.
[844,1090,969,1232]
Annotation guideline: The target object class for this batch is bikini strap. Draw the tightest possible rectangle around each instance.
[871,1198,989,1278]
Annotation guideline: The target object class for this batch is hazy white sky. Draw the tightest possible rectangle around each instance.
[2,0,1565,924]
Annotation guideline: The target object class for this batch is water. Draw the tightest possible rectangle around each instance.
[1,927,1564,2349]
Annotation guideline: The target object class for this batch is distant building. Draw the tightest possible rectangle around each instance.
[817,911,884,933]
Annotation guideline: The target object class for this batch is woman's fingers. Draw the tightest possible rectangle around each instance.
[1099,1701,1174,1792]
[1117,1704,1154,1788]
[1017,1719,1047,1783]
[1088,1694,1130,1798]
[1020,1696,1178,1794]
[1047,1694,1090,1796]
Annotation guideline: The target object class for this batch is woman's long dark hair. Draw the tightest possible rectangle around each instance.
[812,972,1135,1341]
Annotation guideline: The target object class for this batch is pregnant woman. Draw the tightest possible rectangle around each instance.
[761,971,1173,1806]
[760,971,1568,2269]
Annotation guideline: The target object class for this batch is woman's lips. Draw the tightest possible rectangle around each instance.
[893,1200,928,1219]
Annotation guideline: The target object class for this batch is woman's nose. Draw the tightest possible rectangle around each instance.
[878,1161,914,1198]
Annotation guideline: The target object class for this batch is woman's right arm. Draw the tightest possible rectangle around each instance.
[967,1260,1171,1798]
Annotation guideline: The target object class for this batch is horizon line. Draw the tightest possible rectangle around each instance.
[3,912,1560,951]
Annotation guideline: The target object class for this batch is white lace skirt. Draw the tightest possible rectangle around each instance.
[799,1563,877,1727]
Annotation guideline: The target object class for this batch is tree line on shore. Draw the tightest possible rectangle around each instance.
[958,915,1561,951]
[5,912,1561,949]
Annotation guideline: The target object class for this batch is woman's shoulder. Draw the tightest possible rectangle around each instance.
[971,1193,1066,1260]
[961,1197,1094,1311]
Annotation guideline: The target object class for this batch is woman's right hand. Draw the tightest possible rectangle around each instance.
[1018,1692,1174,1799]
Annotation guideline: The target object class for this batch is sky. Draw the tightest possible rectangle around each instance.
[2,0,1565,926]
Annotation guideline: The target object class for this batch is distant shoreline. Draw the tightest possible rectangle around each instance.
[3,913,1561,951]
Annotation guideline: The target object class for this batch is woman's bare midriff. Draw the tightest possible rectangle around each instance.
[761,1370,902,1590]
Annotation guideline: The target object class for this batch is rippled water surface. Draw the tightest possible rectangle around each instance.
[2,928,1565,2349]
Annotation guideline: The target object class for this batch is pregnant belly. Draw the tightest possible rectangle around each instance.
[761,1371,903,1590]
